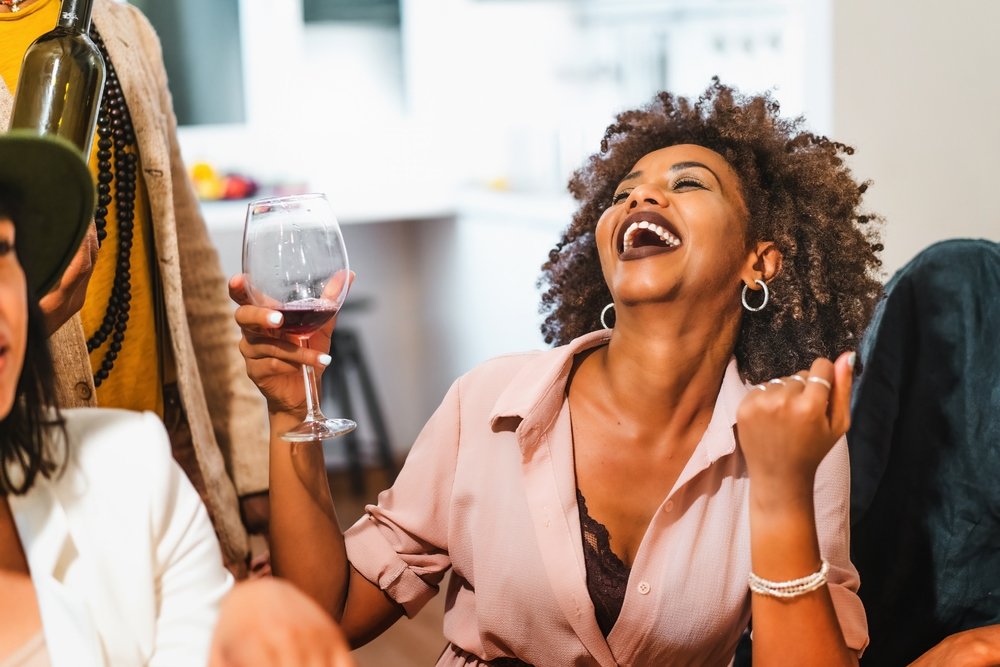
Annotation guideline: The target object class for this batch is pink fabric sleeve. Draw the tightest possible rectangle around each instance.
[344,378,462,618]
[814,436,870,654]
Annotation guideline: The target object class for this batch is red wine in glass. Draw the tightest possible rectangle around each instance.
[278,298,340,337]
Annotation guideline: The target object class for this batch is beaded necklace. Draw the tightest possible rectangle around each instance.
[85,27,136,388]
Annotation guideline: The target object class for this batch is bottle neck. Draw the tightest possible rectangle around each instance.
[56,0,96,31]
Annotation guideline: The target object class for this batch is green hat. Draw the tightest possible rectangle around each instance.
[0,130,95,296]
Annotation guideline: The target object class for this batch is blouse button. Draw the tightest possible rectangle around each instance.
[637,581,651,595]
[664,500,674,512]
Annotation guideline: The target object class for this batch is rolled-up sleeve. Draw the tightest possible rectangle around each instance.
[815,436,870,654]
[344,378,463,617]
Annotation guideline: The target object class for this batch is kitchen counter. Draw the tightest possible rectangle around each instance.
[199,190,457,233]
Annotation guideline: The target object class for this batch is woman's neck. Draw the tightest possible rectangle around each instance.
[0,495,30,574]
[597,301,742,437]
[0,507,42,659]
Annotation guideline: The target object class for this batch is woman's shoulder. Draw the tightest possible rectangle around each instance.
[459,330,609,390]
[457,347,557,400]
[61,406,167,441]
[46,409,204,554]
[466,348,547,378]
[57,408,172,484]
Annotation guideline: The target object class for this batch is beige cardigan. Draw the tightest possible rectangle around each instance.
[0,0,268,568]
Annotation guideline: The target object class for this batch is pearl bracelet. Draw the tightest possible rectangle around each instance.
[748,559,830,599]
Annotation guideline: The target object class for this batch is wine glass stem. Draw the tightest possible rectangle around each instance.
[299,340,326,422]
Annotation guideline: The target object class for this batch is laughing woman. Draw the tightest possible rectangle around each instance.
[233,81,883,666]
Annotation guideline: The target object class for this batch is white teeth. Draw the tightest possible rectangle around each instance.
[622,220,681,251]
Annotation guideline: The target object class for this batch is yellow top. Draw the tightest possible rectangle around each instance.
[1,0,163,416]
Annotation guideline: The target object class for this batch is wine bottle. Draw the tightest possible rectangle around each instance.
[8,0,106,157]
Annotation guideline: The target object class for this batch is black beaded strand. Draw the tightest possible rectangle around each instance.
[86,28,136,388]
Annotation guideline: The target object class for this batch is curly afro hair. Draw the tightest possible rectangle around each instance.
[538,80,884,384]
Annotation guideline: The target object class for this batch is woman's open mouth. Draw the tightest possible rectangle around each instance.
[616,210,682,260]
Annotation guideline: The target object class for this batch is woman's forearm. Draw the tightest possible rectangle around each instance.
[268,410,351,619]
[748,479,857,667]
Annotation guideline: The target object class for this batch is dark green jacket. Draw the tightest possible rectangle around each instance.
[849,239,1000,666]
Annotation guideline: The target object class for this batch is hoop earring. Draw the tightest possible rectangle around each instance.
[741,279,769,312]
[600,302,615,329]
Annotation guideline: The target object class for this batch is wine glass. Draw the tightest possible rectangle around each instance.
[242,193,356,442]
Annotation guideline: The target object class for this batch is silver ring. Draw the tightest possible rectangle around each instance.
[753,384,768,392]
[768,378,786,385]
[807,376,832,390]
[789,375,807,385]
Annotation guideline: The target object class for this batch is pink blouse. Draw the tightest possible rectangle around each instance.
[345,330,868,666]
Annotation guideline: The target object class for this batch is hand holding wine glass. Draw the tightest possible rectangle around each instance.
[231,273,343,415]
[241,193,355,441]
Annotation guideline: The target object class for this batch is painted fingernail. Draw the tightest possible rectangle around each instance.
[267,312,282,326]
[847,352,857,369]
[318,354,332,366]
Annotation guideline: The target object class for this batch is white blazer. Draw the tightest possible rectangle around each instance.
[9,409,233,667]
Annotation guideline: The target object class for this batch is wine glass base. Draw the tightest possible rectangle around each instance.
[281,418,358,442]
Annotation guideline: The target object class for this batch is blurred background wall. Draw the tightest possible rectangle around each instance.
[832,0,1000,273]
[130,0,245,124]
[135,0,999,467]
